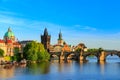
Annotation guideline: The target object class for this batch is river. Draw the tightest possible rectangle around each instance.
[0,55,120,80]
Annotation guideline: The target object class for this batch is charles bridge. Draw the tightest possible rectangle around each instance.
[50,49,120,62]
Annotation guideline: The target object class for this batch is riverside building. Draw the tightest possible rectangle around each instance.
[0,27,21,56]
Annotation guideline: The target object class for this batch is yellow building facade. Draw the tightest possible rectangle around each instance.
[0,27,21,56]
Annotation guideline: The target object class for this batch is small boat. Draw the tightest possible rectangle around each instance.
[4,64,13,69]
[20,59,27,64]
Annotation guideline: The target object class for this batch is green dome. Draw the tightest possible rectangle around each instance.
[4,27,15,38]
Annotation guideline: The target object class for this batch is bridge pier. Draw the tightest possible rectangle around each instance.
[60,55,64,60]
[98,51,106,62]
[64,56,68,62]
[79,55,84,61]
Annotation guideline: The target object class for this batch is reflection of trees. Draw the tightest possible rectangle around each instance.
[58,60,73,72]
[27,62,50,74]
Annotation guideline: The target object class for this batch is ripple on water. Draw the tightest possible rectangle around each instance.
[0,57,120,80]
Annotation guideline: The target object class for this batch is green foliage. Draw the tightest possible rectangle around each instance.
[11,53,21,62]
[0,48,4,57]
[98,48,104,52]
[87,48,98,53]
[23,41,50,61]
[75,48,81,53]
[14,47,19,54]
[11,56,17,61]
[87,48,104,54]
[11,47,21,61]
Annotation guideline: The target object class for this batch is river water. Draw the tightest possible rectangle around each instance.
[0,55,120,80]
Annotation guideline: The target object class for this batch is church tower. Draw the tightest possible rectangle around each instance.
[41,28,51,50]
[58,31,64,45]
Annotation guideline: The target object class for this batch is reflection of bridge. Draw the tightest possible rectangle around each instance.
[50,50,120,62]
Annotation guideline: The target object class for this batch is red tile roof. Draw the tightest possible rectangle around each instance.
[13,42,20,45]
[0,39,4,43]
[6,40,12,43]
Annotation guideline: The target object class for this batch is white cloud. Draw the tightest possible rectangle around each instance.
[74,25,97,31]
[84,26,97,31]
[0,11,120,50]
[0,10,23,17]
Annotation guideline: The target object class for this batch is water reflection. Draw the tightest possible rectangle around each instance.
[51,60,73,73]
[0,57,120,80]
[27,62,50,75]
[58,62,64,72]
[106,55,120,62]
[19,64,27,68]
[0,65,15,78]
[99,61,105,75]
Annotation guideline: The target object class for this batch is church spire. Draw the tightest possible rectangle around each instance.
[44,28,48,36]
[58,30,62,40]
[57,30,64,45]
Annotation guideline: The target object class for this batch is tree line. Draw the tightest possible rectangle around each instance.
[0,41,103,62]
[0,41,50,62]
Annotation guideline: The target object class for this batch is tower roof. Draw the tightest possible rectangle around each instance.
[44,28,48,36]
[4,27,15,38]
[58,30,62,40]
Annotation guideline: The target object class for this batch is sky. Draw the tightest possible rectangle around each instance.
[0,0,120,50]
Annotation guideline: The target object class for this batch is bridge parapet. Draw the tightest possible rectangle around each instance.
[50,50,120,62]
[103,50,119,57]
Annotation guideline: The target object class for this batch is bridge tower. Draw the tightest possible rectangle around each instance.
[41,28,51,50]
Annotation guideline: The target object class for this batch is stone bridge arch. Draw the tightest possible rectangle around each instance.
[82,50,120,62]
[51,54,59,59]
[80,50,104,62]
[50,52,61,60]
[65,52,75,60]
[104,51,120,59]
[83,52,98,60]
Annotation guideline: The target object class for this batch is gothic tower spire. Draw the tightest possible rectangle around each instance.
[41,28,51,50]
[58,30,64,45]
[58,30,62,40]
[44,28,48,36]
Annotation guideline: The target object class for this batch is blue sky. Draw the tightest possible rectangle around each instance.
[0,0,120,50]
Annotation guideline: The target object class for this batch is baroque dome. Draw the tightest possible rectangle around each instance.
[4,27,15,38]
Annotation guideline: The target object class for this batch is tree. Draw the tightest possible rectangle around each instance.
[87,48,98,53]
[87,48,104,56]
[23,41,50,61]
[14,47,19,54]
[23,41,38,61]
[11,47,21,61]
[75,48,81,53]
[0,48,4,57]
[37,43,50,61]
